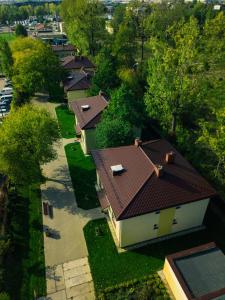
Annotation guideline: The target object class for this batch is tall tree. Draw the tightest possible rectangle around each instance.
[0,104,59,186]
[11,38,65,104]
[60,0,106,56]
[145,17,209,136]
[15,24,28,37]
[0,39,13,78]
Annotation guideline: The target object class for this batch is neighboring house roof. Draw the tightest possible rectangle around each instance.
[63,71,91,92]
[166,242,225,299]
[52,44,75,52]
[92,139,216,220]
[61,55,95,70]
[70,94,108,130]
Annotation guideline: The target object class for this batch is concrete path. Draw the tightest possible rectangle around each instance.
[33,97,104,299]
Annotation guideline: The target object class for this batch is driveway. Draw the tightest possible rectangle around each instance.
[33,97,103,299]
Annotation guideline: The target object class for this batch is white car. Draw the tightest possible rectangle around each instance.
[1,87,13,95]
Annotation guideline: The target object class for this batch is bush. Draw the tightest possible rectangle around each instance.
[0,292,10,300]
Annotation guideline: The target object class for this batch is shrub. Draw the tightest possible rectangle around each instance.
[0,292,10,300]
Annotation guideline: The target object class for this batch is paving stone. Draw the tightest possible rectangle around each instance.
[47,290,67,300]
[66,282,94,298]
[55,264,65,291]
[46,276,56,295]
[73,291,95,300]
[63,258,88,271]
[64,264,91,280]
[65,273,92,289]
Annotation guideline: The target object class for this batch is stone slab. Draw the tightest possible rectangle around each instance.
[55,264,65,291]
[47,290,67,300]
[64,264,91,280]
[66,282,94,298]
[63,257,88,271]
[65,273,92,289]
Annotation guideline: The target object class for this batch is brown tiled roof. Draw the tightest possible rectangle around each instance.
[63,72,91,92]
[61,56,95,70]
[91,139,216,220]
[52,44,75,52]
[70,95,108,130]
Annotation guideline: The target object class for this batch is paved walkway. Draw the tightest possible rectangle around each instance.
[33,97,104,299]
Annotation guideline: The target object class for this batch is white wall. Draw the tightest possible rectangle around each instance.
[118,211,160,247]
[171,198,209,234]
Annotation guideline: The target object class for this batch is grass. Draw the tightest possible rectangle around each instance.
[0,32,16,42]
[84,218,218,294]
[65,143,99,209]
[55,104,75,139]
[4,185,46,299]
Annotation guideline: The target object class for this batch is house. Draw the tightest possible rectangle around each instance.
[163,242,225,300]
[52,44,77,58]
[91,139,216,248]
[70,93,108,154]
[61,56,95,74]
[63,70,93,102]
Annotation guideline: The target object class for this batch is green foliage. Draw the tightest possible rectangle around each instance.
[145,17,209,135]
[65,143,99,209]
[15,24,28,37]
[96,116,134,148]
[4,186,46,299]
[60,0,107,56]
[0,104,59,186]
[55,105,75,138]
[11,37,65,104]
[0,292,10,300]
[89,48,119,96]
[198,108,225,182]
[0,39,13,78]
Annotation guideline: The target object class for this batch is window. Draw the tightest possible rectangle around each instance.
[155,210,160,214]
[153,224,158,230]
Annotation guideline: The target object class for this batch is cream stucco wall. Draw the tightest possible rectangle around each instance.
[115,198,209,247]
[118,211,160,247]
[80,128,96,155]
[171,198,209,234]
[163,259,188,300]
[67,90,88,102]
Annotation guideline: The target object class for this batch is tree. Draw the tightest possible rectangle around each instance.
[11,38,65,104]
[0,39,13,78]
[60,0,106,56]
[15,24,28,37]
[198,108,225,180]
[0,104,59,186]
[88,47,119,96]
[96,116,134,148]
[145,17,209,136]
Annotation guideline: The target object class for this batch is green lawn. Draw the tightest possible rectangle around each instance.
[65,143,99,209]
[4,185,46,299]
[84,218,213,293]
[55,105,75,139]
[0,32,16,42]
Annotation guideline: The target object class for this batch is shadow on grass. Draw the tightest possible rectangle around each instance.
[3,187,46,300]
[84,218,219,293]
[65,143,100,210]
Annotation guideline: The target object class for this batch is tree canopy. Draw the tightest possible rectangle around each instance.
[15,24,28,37]
[0,104,59,185]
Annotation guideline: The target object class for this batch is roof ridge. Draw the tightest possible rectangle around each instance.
[117,146,155,220]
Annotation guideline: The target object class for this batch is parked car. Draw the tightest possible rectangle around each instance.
[0,87,13,95]
[0,95,13,102]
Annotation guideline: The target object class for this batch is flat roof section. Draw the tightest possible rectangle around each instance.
[166,243,225,300]
[175,248,225,298]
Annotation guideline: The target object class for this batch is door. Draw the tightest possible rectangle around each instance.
[158,207,176,237]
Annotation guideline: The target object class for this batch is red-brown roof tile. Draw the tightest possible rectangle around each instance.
[61,55,95,70]
[64,72,91,92]
[70,95,108,130]
[92,139,217,220]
